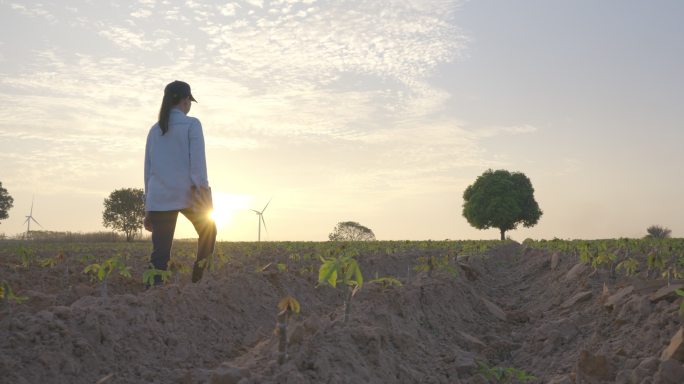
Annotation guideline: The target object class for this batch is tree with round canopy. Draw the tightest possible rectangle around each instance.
[462,169,542,240]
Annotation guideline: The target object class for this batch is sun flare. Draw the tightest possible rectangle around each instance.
[208,192,250,229]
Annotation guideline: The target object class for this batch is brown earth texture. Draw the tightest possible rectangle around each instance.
[1,240,684,384]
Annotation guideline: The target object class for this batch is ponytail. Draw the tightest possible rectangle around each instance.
[158,94,181,135]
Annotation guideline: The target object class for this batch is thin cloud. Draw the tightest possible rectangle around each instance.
[218,3,239,16]
[471,124,540,139]
[0,0,510,209]
[99,26,152,50]
[8,2,57,23]
[130,8,152,18]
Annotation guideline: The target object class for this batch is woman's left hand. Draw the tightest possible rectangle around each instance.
[143,213,152,232]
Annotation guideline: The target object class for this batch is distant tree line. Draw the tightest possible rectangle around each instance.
[1,230,133,242]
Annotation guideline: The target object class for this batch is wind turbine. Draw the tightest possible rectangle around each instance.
[24,196,43,238]
[251,198,271,242]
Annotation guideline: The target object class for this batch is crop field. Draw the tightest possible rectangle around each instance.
[1,238,684,383]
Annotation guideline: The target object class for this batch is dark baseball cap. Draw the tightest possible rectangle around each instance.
[164,80,197,102]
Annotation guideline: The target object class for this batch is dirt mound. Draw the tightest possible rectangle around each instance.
[1,242,683,383]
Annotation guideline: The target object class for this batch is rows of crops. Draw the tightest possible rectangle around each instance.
[3,237,681,292]
[0,239,508,306]
[0,239,506,272]
[523,238,684,282]
[6,236,680,307]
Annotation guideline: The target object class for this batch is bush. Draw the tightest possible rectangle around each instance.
[646,225,671,239]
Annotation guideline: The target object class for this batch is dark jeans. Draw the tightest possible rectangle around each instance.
[148,209,217,284]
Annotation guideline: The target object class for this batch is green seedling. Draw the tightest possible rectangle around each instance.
[368,276,403,290]
[662,265,683,286]
[142,267,172,287]
[36,251,68,289]
[197,254,216,273]
[276,296,301,365]
[414,255,433,275]
[213,247,230,269]
[17,246,35,269]
[414,255,458,279]
[578,242,592,264]
[298,264,315,276]
[39,257,57,268]
[1,281,29,307]
[37,250,65,270]
[318,249,363,323]
[477,361,537,383]
[1,280,29,318]
[83,257,131,299]
[647,249,665,279]
[616,258,639,277]
[80,254,96,264]
[591,243,616,273]
[168,260,190,284]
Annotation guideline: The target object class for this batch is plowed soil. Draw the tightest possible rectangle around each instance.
[1,241,683,383]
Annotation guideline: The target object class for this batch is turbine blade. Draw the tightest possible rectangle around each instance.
[262,198,272,212]
[31,217,43,228]
[261,215,268,234]
[251,209,261,214]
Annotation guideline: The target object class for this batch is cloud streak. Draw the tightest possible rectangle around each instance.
[0,0,541,237]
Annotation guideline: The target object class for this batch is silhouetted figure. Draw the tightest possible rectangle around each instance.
[143,80,216,285]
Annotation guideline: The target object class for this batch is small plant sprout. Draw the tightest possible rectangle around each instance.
[662,265,684,286]
[83,257,132,300]
[476,361,537,383]
[298,264,315,276]
[414,254,459,279]
[168,260,190,284]
[80,253,96,264]
[197,255,215,273]
[318,249,363,324]
[367,276,403,291]
[616,257,639,277]
[276,296,301,364]
[142,266,172,287]
[647,248,665,279]
[591,242,615,273]
[17,246,35,269]
[578,242,592,264]
[276,262,287,272]
[39,256,58,269]
[414,255,434,276]
[1,281,28,315]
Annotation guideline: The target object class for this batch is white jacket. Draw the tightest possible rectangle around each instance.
[144,108,209,211]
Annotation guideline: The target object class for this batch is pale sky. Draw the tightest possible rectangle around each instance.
[0,0,682,241]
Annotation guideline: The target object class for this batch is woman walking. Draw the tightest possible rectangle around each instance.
[143,80,217,285]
